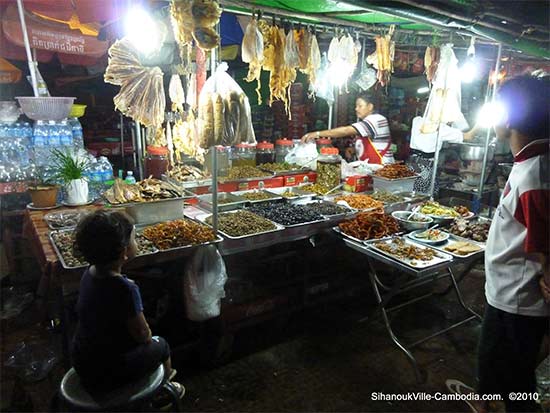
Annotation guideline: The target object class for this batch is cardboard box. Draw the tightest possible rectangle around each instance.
[284,172,317,187]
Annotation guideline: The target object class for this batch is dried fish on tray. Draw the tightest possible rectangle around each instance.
[366,236,453,269]
[166,164,210,182]
[199,209,285,239]
[49,230,158,270]
[141,219,219,251]
[103,178,192,205]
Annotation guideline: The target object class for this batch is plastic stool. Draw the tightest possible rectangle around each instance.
[59,365,182,412]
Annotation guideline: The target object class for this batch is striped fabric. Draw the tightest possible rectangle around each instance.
[352,113,391,142]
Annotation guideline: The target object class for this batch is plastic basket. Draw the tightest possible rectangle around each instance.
[15,97,75,121]
[69,104,86,118]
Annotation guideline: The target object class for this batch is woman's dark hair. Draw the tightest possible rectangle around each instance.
[75,210,135,266]
[498,75,549,140]
[356,92,375,105]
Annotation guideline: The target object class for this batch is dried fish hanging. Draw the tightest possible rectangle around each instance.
[242,16,264,104]
[104,38,166,128]
[302,31,321,98]
[172,111,202,163]
[424,45,440,84]
[367,26,395,87]
[170,0,221,51]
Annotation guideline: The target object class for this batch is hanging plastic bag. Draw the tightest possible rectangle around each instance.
[183,245,227,321]
[198,62,256,149]
[285,142,319,170]
[4,341,60,382]
[313,53,334,105]
[355,64,377,90]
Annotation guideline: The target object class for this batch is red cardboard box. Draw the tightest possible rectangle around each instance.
[284,172,317,186]
[344,175,372,192]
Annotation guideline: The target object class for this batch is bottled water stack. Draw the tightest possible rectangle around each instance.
[0,122,35,183]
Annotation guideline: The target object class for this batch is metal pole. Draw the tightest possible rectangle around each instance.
[16,0,38,96]
[135,121,144,180]
[120,113,125,172]
[476,43,502,204]
[210,48,218,233]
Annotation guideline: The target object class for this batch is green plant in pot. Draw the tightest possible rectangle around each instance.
[27,168,59,209]
[51,149,90,205]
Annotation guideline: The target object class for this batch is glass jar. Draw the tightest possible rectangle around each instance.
[232,143,257,167]
[144,146,169,179]
[275,138,294,163]
[316,138,333,153]
[204,146,230,177]
[316,147,342,189]
[255,141,275,165]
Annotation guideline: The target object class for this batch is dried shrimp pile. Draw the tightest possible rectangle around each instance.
[374,163,416,179]
[104,39,165,128]
[334,194,383,210]
[339,212,399,240]
[142,219,216,250]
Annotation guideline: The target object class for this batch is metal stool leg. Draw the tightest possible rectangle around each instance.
[448,267,482,321]
[368,270,426,383]
[162,382,183,412]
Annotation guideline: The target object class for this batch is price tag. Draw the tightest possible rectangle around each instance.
[238,182,249,191]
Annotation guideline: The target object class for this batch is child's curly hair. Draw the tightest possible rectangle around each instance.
[75,210,134,266]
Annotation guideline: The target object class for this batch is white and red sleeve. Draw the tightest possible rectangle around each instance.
[514,189,550,254]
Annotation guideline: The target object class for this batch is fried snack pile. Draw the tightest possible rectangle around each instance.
[104,39,165,128]
[339,212,399,240]
[374,164,416,179]
[334,194,383,210]
[374,238,437,261]
[103,178,184,204]
[142,219,216,250]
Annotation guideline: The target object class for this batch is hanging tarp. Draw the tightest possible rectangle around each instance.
[0,57,21,83]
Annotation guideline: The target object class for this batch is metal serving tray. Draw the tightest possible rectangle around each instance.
[364,236,453,269]
[44,209,86,230]
[231,189,283,204]
[49,229,159,270]
[258,166,311,177]
[246,206,328,228]
[162,175,212,189]
[266,186,316,201]
[291,199,357,220]
[123,196,193,225]
[332,226,368,243]
[218,174,275,183]
[408,232,485,259]
[136,221,223,253]
[194,210,285,240]
[198,192,247,212]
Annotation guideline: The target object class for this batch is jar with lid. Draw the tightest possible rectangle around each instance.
[144,146,169,179]
[275,138,294,163]
[232,143,256,167]
[204,146,230,177]
[316,147,342,189]
[255,141,275,165]
[316,138,333,153]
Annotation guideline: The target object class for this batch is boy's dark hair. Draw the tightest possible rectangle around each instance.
[498,75,549,141]
[356,92,375,106]
[75,210,134,266]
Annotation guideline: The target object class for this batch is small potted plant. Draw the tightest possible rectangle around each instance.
[51,149,90,205]
[27,170,59,208]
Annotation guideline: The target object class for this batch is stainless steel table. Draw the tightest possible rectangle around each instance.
[341,236,483,383]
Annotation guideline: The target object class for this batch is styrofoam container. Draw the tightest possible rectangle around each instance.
[372,175,417,193]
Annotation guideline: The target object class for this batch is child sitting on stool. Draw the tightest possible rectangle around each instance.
[71,210,184,398]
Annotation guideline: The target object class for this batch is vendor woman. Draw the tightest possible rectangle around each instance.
[301,93,392,164]
[409,114,478,193]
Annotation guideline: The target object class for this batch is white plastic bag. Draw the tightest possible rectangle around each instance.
[355,65,377,90]
[285,142,318,170]
[313,53,335,105]
[184,245,227,321]
[198,62,256,148]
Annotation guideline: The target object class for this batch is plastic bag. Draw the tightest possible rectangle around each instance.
[285,142,318,170]
[0,287,34,320]
[312,53,334,105]
[4,341,60,382]
[198,62,256,148]
[184,245,227,321]
[341,159,383,178]
[355,65,377,91]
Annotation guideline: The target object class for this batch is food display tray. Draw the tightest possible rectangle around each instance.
[44,209,86,230]
[408,232,485,259]
[121,196,193,225]
[364,236,453,269]
[258,167,311,177]
[218,174,275,183]
[231,189,283,204]
[267,186,316,201]
[135,223,223,253]
[162,175,212,189]
[292,199,357,220]
[194,210,285,240]
[332,226,370,243]
[259,214,328,229]
[49,229,160,270]
[198,192,247,212]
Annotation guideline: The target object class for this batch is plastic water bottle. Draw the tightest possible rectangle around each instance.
[124,171,136,184]
[69,117,84,149]
[33,121,48,166]
[59,120,73,150]
[46,121,60,162]
[98,156,113,183]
